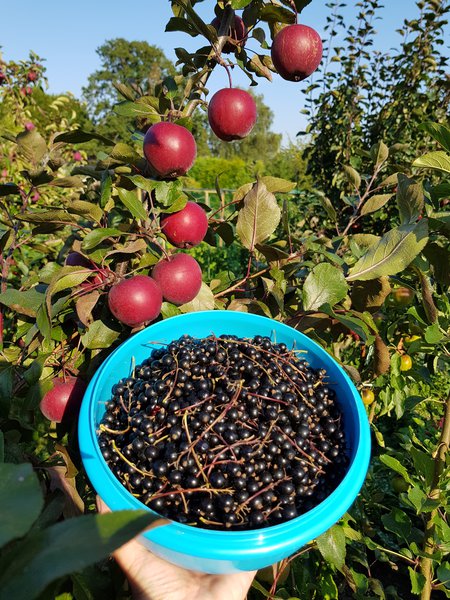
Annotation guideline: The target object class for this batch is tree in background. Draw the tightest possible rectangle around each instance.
[303,0,450,203]
[82,39,175,141]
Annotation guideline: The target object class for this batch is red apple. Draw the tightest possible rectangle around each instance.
[40,377,87,423]
[211,15,247,53]
[160,202,208,248]
[27,70,38,82]
[0,72,6,85]
[108,275,162,327]
[152,254,202,305]
[143,122,196,179]
[271,24,323,82]
[208,88,257,142]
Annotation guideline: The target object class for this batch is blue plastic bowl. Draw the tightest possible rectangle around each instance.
[79,311,371,574]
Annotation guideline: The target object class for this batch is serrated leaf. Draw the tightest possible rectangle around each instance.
[413,150,450,174]
[0,510,160,600]
[114,100,160,120]
[347,220,428,281]
[48,176,84,188]
[316,525,346,571]
[0,288,44,317]
[260,176,296,193]
[361,194,393,216]
[54,129,115,146]
[67,200,103,223]
[116,188,147,221]
[81,319,121,349]
[16,209,76,224]
[408,568,426,595]
[343,165,361,189]
[126,175,157,194]
[248,54,272,80]
[381,509,411,541]
[16,130,47,165]
[303,263,348,311]
[419,122,450,152]
[236,181,281,250]
[370,141,389,166]
[82,228,123,250]
[396,174,424,224]
[179,282,215,313]
[0,463,44,547]
[46,266,92,316]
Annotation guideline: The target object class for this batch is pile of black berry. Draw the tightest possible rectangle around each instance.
[98,334,348,530]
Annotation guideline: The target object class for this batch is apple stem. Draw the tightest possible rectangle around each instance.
[223,62,233,88]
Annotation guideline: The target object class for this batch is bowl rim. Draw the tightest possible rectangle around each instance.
[79,311,371,559]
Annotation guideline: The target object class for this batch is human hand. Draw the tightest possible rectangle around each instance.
[97,497,256,600]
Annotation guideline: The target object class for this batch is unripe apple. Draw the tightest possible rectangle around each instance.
[143,122,196,178]
[361,389,375,406]
[108,275,162,327]
[160,202,208,248]
[208,88,257,142]
[152,254,202,305]
[271,24,323,82]
[391,287,415,307]
[40,377,87,423]
[400,354,412,372]
[211,15,247,53]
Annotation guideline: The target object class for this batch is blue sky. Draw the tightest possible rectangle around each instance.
[2,1,448,143]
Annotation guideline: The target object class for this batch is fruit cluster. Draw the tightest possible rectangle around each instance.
[98,334,348,530]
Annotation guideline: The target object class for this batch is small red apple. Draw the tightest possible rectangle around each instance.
[152,254,202,305]
[73,151,82,162]
[27,70,38,82]
[143,122,197,179]
[208,88,257,142]
[0,72,6,85]
[271,24,323,82]
[40,377,87,423]
[211,15,247,53]
[108,275,162,327]
[160,202,208,248]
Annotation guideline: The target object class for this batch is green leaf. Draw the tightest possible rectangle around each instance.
[347,220,428,281]
[107,143,141,165]
[16,130,47,165]
[360,194,393,216]
[236,181,281,250]
[343,165,361,189]
[379,454,414,484]
[0,463,44,547]
[67,200,103,223]
[316,193,337,220]
[0,288,44,317]
[396,174,424,224]
[54,129,115,146]
[114,100,160,120]
[370,141,389,166]
[0,510,160,600]
[408,567,426,595]
[81,319,121,350]
[46,266,92,315]
[171,0,217,42]
[82,228,123,250]
[381,509,411,541]
[409,447,435,488]
[260,176,296,193]
[116,188,148,221]
[231,0,253,7]
[48,176,84,188]
[316,525,346,571]
[302,263,348,311]
[100,173,112,208]
[16,209,76,224]
[437,562,450,590]
[126,174,158,194]
[260,5,296,23]
[419,122,450,152]
[413,150,450,174]
[424,322,443,344]
[180,282,215,313]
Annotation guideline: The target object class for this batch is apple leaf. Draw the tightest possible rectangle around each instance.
[413,150,450,174]
[82,228,123,250]
[316,525,346,571]
[302,263,348,311]
[396,174,424,224]
[0,510,161,600]
[81,319,121,350]
[16,130,47,166]
[54,129,115,146]
[419,122,450,152]
[180,283,215,313]
[117,188,148,221]
[347,220,429,281]
[0,463,44,548]
[370,140,389,166]
[343,165,361,189]
[360,194,393,216]
[236,181,281,250]
[0,288,44,317]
